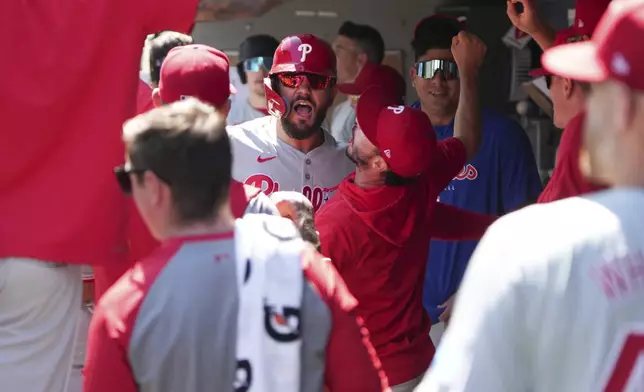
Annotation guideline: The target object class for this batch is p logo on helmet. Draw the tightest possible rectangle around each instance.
[298,44,313,62]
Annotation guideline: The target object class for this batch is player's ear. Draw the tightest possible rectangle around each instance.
[218,99,232,118]
[372,154,388,173]
[410,66,418,88]
[563,78,574,99]
[152,88,163,108]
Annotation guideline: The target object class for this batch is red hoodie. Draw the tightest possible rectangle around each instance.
[316,138,496,386]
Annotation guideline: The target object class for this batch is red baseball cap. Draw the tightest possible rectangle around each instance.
[337,63,406,104]
[159,44,236,108]
[542,1,644,90]
[356,86,436,178]
[529,0,611,77]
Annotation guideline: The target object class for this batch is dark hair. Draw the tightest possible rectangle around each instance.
[237,34,280,84]
[148,31,194,87]
[291,201,321,251]
[384,171,417,186]
[338,21,385,64]
[123,99,231,224]
[411,16,463,60]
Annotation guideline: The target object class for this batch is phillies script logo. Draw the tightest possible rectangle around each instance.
[454,164,478,180]
[245,174,280,194]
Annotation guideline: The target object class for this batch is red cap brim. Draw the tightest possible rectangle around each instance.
[529,67,550,77]
[355,86,387,145]
[542,41,607,82]
[337,83,361,96]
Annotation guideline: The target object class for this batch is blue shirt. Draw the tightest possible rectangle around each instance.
[417,105,542,324]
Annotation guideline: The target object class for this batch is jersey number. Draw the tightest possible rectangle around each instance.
[603,330,644,391]
[302,186,324,212]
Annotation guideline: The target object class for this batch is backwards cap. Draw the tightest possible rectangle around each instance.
[356,86,436,177]
[159,44,236,108]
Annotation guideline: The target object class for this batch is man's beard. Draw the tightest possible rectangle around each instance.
[281,105,329,140]
[345,146,369,168]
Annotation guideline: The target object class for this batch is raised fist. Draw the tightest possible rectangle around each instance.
[506,0,543,35]
[451,31,487,75]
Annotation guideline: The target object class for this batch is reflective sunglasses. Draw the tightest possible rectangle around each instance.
[243,56,273,72]
[415,59,459,81]
[276,73,335,90]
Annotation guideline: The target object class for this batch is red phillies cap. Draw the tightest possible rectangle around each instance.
[528,28,591,76]
[529,0,611,77]
[159,44,236,108]
[337,63,406,104]
[356,86,436,177]
[542,1,644,90]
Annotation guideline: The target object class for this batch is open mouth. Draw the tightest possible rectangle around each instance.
[429,91,447,97]
[293,100,314,116]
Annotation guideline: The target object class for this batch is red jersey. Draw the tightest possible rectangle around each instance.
[0,0,198,265]
[538,112,605,203]
[316,138,469,386]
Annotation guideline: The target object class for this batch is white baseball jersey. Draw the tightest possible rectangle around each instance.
[227,116,354,212]
[227,97,267,126]
[329,100,355,144]
[418,188,644,392]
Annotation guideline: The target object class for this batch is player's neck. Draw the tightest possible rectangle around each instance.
[354,170,385,188]
[248,92,266,110]
[276,122,325,154]
[162,204,236,240]
[421,102,456,127]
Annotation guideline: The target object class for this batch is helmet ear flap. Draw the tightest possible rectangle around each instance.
[264,76,290,118]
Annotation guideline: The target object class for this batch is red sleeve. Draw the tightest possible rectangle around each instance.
[428,203,497,241]
[301,248,390,392]
[316,207,351,273]
[83,303,138,392]
[143,0,199,35]
[426,137,468,194]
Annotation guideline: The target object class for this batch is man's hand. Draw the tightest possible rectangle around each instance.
[438,294,456,324]
[451,31,487,76]
[506,0,543,35]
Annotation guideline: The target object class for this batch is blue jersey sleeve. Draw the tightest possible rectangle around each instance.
[498,119,542,213]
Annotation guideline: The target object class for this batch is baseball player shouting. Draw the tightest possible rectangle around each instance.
[418,2,644,391]
[228,34,354,212]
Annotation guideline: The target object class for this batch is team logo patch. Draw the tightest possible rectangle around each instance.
[234,359,252,392]
[298,43,313,62]
[264,303,301,343]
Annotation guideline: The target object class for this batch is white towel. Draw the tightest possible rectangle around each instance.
[234,214,304,392]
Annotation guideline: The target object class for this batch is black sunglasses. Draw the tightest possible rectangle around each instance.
[545,75,552,89]
[114,165,145,195]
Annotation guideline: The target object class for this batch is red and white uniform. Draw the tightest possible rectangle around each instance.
[228,116,354,212]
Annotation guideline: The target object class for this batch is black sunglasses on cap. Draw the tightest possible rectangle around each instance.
[415,59,459,81]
